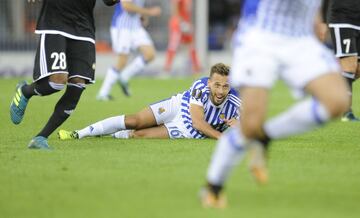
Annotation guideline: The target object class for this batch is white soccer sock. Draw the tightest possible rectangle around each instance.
[264,98,330,139]
[207,127,247,186]
[98,68,119,97]
[77,115,126,139]
[118,56,147,82]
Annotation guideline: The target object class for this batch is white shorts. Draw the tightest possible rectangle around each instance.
[149,94,192,139]
[230,29,340,97]
[110,27,153,54]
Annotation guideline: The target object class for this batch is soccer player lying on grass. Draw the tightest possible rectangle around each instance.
[58,63,241,140]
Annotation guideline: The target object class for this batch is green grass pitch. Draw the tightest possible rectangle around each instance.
[0,77,359,218]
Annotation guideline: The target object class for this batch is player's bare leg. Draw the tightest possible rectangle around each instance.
[339,56,359,121]
[124,107,158,130]
[59,107,158,139]
[97,54,128,100]
[239,87,269,184]
[130,125,169,139]
[305,73,349,118]
[118,45,155,96]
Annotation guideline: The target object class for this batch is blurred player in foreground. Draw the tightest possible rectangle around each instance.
[200,0,350,209]
[97,0,161,99]
[164,0,201,74]
[58,63,240,140]
[328,0,360,121]
[9,0,119,149]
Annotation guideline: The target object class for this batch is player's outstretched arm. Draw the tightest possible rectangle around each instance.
[189,104,222,139]
[103,0,120,6]
[121,0,162,17]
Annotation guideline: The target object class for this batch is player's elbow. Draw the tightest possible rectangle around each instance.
[103,0,119,6]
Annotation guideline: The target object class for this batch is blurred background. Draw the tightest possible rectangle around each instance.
[0,0,241,78]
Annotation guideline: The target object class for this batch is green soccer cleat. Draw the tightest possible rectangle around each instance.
[58,130,79,140]
[10,81,29,125]
[28,136,51,150]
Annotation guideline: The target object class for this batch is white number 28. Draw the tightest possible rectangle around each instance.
[51,52,67,70]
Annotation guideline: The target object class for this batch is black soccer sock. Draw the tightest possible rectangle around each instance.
[207,182,223,198]
[22,78,64,99]
[21,83,37,99]
[37,83,85,138]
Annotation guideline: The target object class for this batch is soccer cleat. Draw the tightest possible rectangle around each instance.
[10,81,29,125]
[118,78,131,97]
[111,130,132,139]
[199,187,227,209]
[28,136,51,150]
[58,130,79,140]
[248,142,268,185]
[96,95,114,101]
[341,111,360,122]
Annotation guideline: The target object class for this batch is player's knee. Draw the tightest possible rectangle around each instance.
[142,48,156,62]
[241,118,264,139]
[68,77,86,84]
[34,78,65,96]
[49,73,68,85]
[131,130,145,138]
[125,115,143,129]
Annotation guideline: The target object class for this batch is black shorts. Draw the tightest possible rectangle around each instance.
[329,24,360,60]
[33,33,96,83]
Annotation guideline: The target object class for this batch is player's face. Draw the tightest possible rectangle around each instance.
[208,73,230,106]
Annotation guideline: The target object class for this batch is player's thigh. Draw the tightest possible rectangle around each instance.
[66,39,96,84]
[305,73,349,116]
[240,87,269,138]
[132,125,170,139]
[33,33,69,82]
[339,56,358,73]
[138,45,156,61]
[115,54,129,70]
[125,107,157,129]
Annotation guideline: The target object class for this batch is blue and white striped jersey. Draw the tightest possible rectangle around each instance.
[111,0,144,29]
[238,0,321,37]
[180,77,241,139]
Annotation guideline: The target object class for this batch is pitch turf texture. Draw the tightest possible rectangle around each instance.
[0,77,359,218]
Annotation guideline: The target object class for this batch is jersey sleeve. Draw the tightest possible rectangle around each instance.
[228,91,242,120]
